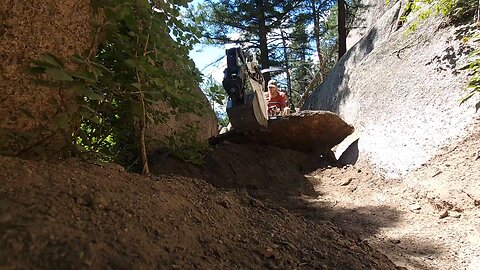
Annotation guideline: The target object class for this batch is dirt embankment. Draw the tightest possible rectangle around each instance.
[0,154,399,270]
[3,122,479,270]
[152,119,480,270]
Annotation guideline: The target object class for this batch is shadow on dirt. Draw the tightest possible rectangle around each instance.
[297,201,445,268]
[151,143,324,201]
[254,183,445,270]
[150,143,444,269]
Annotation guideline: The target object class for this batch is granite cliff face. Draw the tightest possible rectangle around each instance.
[304,0,479,176]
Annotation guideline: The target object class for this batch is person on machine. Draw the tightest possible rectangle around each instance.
[265,79,289,116]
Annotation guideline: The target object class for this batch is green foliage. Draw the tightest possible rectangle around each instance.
[202,75,229,126]
[203,76,227,107]
[403,0,477,33]
[31,0,208,170]
[289,20,316,105]
[163,123,209,165]
[321,5,341,64]
[460,35,480,104]
[217,115,230,127]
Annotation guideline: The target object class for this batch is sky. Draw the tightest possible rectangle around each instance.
[186,0,226,82]
[189,44,226,82]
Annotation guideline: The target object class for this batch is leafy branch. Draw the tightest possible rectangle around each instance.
[460,35,480,105]
[30,0,208,172]
[401,0,478,33]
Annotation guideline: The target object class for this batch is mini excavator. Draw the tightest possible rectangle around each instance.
[216,47,357,161]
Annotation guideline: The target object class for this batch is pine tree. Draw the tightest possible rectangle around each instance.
[289,19,313,105]
[193,0,303,81]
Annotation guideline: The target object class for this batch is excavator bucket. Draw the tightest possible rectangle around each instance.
[226,91,268,132]
[222,47,268,133]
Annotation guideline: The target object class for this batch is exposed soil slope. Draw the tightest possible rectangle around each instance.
[0,155,399,270]
[190,121,480,270]
[2,117,478,270]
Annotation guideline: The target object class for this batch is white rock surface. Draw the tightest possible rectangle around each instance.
[304,0,479,176]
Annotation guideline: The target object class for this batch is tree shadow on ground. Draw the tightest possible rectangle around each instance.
[150,143,445,269]
[254,182,445,270]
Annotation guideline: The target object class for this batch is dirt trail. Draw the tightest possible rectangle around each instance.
[305,161,480,270]
[2,122,479,269]
[0,155,398,270]
[342,121,480,270]
[186,121,480,270]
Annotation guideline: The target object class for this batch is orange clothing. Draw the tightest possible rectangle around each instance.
[265,91,287,109]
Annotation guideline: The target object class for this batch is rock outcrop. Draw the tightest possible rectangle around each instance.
[0,0,93,158]
[146,87,218,157]
[304,0,479,176]
[0,1,217,160]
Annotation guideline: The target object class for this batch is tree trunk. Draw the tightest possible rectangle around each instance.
[280,29,293,109]
[311,0,324,80]
[256,0,270,83]
[139,91,150,174]
[338,0,347,59]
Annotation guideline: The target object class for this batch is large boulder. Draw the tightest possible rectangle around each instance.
[0,0,93,158]
[209,111,354,156]
[346,0,395,50]
[304,0,479,176]
[0,1,217,160]
[145,88,218,157]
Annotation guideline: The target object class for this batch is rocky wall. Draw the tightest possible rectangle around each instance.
[146,88,218,157]
[0,1,217,160]
[304,0,479,176]
[0,0,93,158]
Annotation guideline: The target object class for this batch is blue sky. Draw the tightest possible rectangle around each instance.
[186,0,226,81]
[189,44,225,81]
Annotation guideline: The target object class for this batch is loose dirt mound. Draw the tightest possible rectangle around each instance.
[204,143,327,197]
[152,143,328,206]
[154,123,480,270]
[0,156,399,269]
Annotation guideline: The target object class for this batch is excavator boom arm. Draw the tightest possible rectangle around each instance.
[222,47,268,132]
